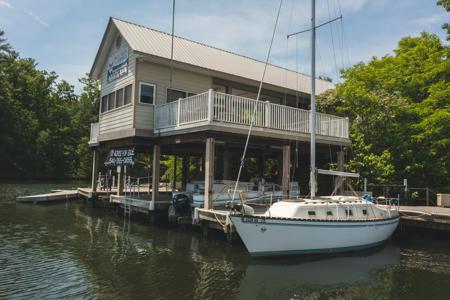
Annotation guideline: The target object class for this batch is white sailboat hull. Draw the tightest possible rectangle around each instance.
[230,216,399,257]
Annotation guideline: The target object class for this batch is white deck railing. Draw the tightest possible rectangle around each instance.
[154,90,349,139]
[89,122,99,143]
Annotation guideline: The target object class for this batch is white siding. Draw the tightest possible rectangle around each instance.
[98,32,136,136]
[137,61,212,105]
[99,105,133,135]
[135,104,154,130]
[99,35,136,97]
[134,61,212,130]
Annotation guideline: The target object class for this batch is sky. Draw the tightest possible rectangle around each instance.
[0,0,447,92]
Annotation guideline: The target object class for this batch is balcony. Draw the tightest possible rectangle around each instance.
[154,90,349,141]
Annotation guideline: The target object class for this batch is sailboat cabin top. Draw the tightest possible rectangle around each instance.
[88,17,349,147]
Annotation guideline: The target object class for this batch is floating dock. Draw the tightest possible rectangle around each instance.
[16,188,117,204]
[16,189,80,204]
[398,206,450,231]
[16,188,450,234]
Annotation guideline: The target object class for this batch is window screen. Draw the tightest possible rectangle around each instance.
[101,95,108,113]
[116,88,124,107]
[107,92,115,110]
[140,83,155,104]
[167,88,186,103]
[124,84,132,105]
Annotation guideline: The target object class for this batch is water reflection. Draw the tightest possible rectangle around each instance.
[1,183,450,300]
[237,245,400,299]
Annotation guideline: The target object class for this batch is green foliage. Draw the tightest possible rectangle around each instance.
[318,33,450,191]
[0,31,99,179]
[437,0,450,40]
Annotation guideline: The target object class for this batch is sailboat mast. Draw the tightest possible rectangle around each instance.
[310,0,317,199]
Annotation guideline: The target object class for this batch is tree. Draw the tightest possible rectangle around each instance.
[318,33,450,191]
[0,30,12,58]
[437,0,450,40]
[0,30,100,179]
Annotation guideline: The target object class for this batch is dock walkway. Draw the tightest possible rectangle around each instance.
[16,190,79,204]
[399,206,450,231]
[194,205,450,233]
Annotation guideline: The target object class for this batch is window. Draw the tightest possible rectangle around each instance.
[307,211,316,216]
[167,88,187,103]
[116,88,124,107]
[362,209,368,216]
[140,83,155,104]
[345,209,353,217]
[100,84,133,114]
[326,211,333,216]
[101,95,108,113]
[108,93,116,110]
[124,84,132,105]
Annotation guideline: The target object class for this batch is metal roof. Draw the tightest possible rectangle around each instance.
[94,17,335,95]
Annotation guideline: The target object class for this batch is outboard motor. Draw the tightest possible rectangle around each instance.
[172,193,191,215]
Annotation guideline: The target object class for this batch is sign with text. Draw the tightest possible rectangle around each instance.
[107,47,129,83]
[105,148,135,167]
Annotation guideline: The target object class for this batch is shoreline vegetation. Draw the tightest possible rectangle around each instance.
[0,1,448,191]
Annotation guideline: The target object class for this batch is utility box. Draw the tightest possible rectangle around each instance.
[437,194,450,207]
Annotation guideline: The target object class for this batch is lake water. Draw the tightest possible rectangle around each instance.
[1,182,450,299]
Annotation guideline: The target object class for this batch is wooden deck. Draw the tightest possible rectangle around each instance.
[152,91,350,145]
[16,190,80,204]
[193,205,450,234]
[399,206,450,231]
[110,193,171,212]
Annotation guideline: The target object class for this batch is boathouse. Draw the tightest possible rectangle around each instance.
[88,17,350,210]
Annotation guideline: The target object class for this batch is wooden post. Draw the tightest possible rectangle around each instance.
[151,145,160,210]
[337,151,344,194]
[426,187,430,206]
[204,138,215,210]
[223,149,231,180]
[182,154,188,190]
[91,149,99,192]
[282,144,291,198]
[172,155,177,191]
[117,166,124,196]
[257,156,264,179]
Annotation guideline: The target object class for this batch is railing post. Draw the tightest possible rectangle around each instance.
[345,117,349,138]
[426,187,430,206]
[177,98,181,127]
[207,89,214,122]
[264,101,271,128]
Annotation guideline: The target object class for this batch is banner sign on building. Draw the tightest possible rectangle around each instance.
[105,148,135,167]
[107,47,129,83]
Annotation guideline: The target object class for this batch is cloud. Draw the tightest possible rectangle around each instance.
[0,1,48,27]
[25,10,49,27]
[0,0,12,9]
[413,13,446,27]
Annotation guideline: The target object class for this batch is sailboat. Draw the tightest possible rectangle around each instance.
[229,0,399,257]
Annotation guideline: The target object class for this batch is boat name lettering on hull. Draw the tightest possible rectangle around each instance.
[241,217,266,224]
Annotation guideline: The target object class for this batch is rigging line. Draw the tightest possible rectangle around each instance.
[293,35,300,172]
[327,0,340,82]
[336,0,351,67]
[231,0,284,206]
[287,16,342,38]
[169,0,176,89]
